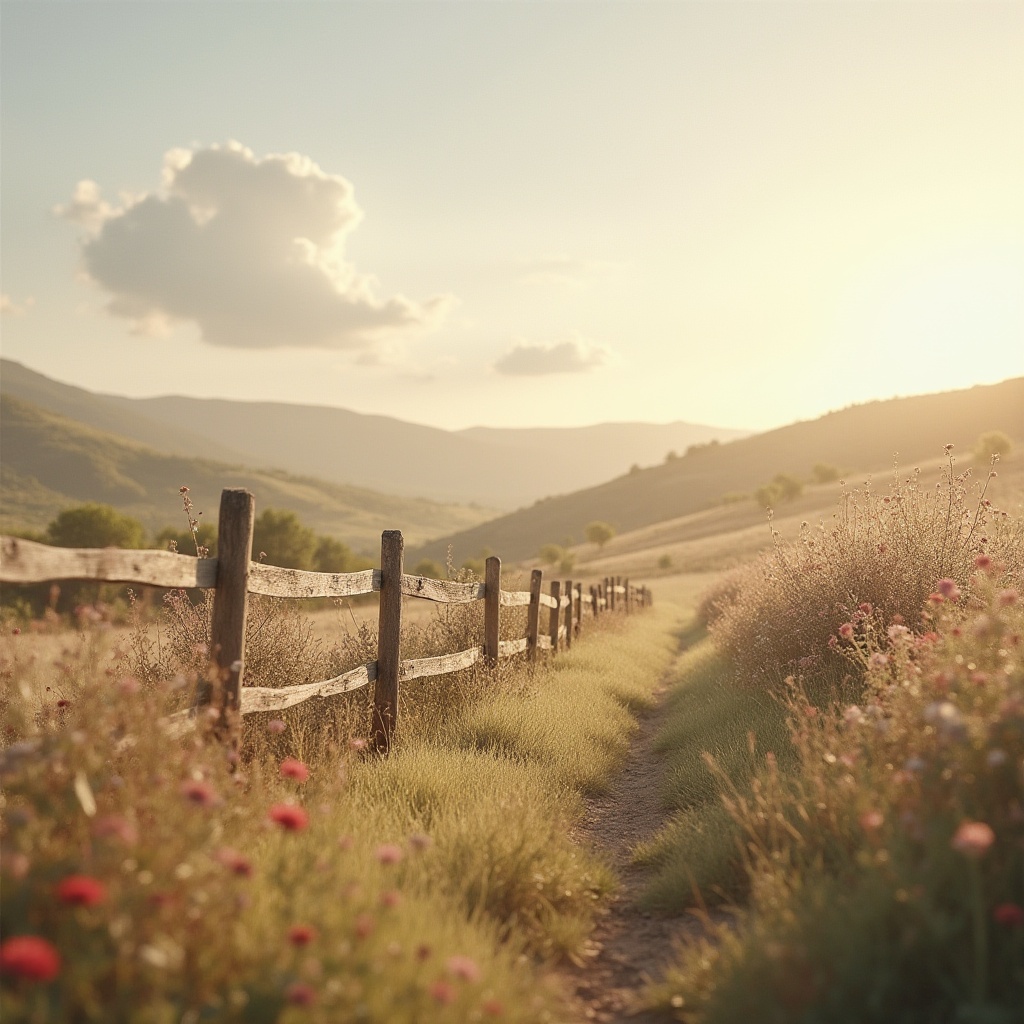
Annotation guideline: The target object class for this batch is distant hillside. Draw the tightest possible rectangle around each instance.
[0,359,744,508]
[411,378,1024,565]
[0,396,495,550]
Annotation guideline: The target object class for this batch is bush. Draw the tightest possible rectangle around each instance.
[714,455,1024,686]
[252,509,317,569]
[975,431,1012,463]
[811,463,840,484]
[753,474,803,508]
[584,521,616,550]
[46,505,145,550]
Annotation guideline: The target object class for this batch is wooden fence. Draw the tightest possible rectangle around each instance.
[0,488,651,753]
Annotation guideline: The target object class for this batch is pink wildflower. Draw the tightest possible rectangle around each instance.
[215,848,254,878]
[838,623,854,639]
[429,979,457,1005]
[483,998,505,1016]
[279,758,309,782]
[354,913,375,939]
[447,955,481,982]
[267,719,287,734]
[935,578,961,602]
[859,810,884,833]
[181,780,218,808]
[375,843,403,866]
[285,983,317,1006]
[951,821,995,858]
[998,589,1019,607]
[380,889,402,909]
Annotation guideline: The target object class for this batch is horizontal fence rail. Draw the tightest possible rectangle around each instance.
[1,487,651,754]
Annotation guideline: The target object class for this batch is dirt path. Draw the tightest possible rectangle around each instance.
[557,678,704,1023]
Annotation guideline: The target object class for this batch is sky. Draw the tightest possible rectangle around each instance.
[1,1,1022,433]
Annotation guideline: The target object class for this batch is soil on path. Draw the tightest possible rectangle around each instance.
[557,681,705,1023]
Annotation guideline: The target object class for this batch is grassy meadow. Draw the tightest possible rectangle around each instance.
[0,573,681,1023]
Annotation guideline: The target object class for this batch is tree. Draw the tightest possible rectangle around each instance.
[413,559,444,580]
[584,521,616,550]
[538,543,564,565]
[313,535,357,574]
[47,505,145,549]
[811,463,840,484]
[252,509,317,569]
[754,473,803,508]
[558,552,576,573]
[975,431,1012,463]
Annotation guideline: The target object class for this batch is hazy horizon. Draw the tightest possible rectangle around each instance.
[2,2,1022,433]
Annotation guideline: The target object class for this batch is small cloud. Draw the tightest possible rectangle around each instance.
[0,294,35,317]
[57,141,455,351]
[494,333,610,376]
[518,254,615,287]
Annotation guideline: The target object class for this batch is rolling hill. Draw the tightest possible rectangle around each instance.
[410,377,1024,565]
[0,359,744,509]
[0,396,495,550]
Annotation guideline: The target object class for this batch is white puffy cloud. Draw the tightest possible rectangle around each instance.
[494,333,610,376]
[0,294,35,317]
[56,142,453,350]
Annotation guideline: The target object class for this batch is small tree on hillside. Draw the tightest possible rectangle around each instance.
[584,521,616,550]
[313,535,362,574]
[252,509,317,569]
[47,504,145,549]
[975,431,1012,463]
[811,463,840,484]
[539,543,565,565]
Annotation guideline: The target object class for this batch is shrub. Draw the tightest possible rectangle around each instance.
[584,521,616,550]
[46,505,145,549]
[252,509,317,569]
[754,474,803,508]
[715,455,1023,685]
[658,554,673,570]
[975,430,1012,462]
[811,462,840,484]
[538,544,564,566]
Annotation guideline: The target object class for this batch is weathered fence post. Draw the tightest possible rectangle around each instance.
[564,579,573,649]
[527,568,543,662]
[590,585,599,618]
[575,584,583,636]
[372,530,404,755]
[484,555,501,667]
[549,580,561,652]
[202,488,255,747]
[624,577,631,614]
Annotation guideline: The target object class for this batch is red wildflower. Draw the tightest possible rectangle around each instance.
[287,924,317,947]
[181,780,218,807]
[55,875,107,907]
[268,804,308,832]
[279,758,309,782]
[286,983,317,1006]
[993,903,1024,927]
[0,936,61,982]
[215,847,254,878]
[429,979,457,1005]
[354,913,375,939]
[483,999,505,1017]
[380,889,402,909]
[838,623,854,639]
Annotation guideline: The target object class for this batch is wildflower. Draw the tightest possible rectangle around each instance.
[974,554,992,571]
[429,979,457,1005]
[268,804,309,832]
[858,602,873,614]
[279,758,309,782]
[11,627,21,636]
[998,589,1019,607]
[287,925,317,947]
[859,810,884,832]
[375,843,403,866]
[843,706,865,726]
[927,592,945,605]
[935,578,961,602]
[267,719,287,734]
[338,835,353,851]
[447,955,481,982]
[868,652,889,670]
[838,623,854,639]
[483,998,505,1016]
[993,903,1024,927]
[887,624,910,641]
[56,875,107,907]
[286,983,317,1006]
[354,913,375,939]
[380,890,402,908]
[118,676,140,695]
[180,780,218,808]
[56,699,71,709]
[408,832,433,853]
[0,936,61,982]
[93,815,137,845]
[951,821,996,858]
[215,848,254,878]
[416,944,433,961]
